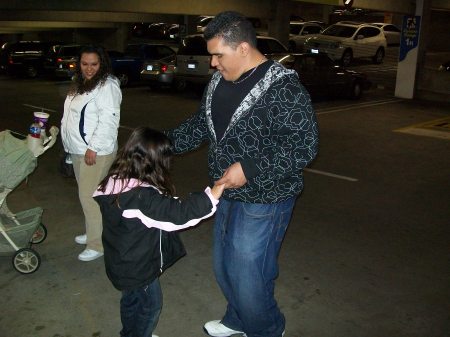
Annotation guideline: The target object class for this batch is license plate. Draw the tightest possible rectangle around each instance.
[188,63,196,69]
[146,65,153,71]
[311,48,319,54]
[59,64,63,68]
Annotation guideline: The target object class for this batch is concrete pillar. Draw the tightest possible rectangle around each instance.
[267,0,291,47]
[395,0,431,99]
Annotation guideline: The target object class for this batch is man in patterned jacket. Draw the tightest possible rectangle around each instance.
[166,11,319,337]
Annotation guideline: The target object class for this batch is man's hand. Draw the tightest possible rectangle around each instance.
[215,162,247,189]
[84,149,97,166]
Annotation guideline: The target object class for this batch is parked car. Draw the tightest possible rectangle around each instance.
[277,52,371,100]
[174,34,288,91]
[304,21,387,66]
[0,42,12,74]
[48,44,82,78]
[140,55,177,89]
[5,41,59,78]
[111,43,176,87]
[370,23,401,46]
[438,61,450,71]
[53,50,125,81]
[196,16,214,33]
[288,21,325,52]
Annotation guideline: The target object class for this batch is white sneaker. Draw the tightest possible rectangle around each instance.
[78,249,103,261]
[75,234,87,245]
[203,320,243,337]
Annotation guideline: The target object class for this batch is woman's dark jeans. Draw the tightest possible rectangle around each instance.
[120,278,162,337]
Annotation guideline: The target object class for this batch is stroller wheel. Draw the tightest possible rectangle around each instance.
[12,248,41,274]
[31,223,47,244]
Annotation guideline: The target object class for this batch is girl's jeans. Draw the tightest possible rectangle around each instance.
[214,197,296,337]
[120,278,162,337]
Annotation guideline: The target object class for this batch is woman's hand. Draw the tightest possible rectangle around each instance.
[84,149,97,166]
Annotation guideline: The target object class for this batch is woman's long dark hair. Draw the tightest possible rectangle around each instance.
[98,127,175,197]
[69,44,112,95]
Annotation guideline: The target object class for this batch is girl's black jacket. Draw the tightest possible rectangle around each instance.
[93,178,219,291]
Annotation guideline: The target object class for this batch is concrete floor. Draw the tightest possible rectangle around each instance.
[0,82,449,337]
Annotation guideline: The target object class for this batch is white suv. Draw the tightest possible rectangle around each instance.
[304,21,387,66]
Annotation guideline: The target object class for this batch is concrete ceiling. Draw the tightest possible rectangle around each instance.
[0,0,448,35]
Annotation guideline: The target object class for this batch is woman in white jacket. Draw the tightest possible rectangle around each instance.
[61,44,121,261]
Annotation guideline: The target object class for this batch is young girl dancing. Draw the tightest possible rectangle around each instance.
[93,127,224,337]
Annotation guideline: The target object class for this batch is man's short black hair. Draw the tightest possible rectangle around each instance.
[204,11,257,49]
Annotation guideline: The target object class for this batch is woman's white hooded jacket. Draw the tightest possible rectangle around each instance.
[61,76,121,155]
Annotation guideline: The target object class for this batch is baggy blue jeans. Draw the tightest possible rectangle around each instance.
[213,197,296,337]
[120,278,162,337]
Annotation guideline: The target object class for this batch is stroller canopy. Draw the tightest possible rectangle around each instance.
[0,130,37,189]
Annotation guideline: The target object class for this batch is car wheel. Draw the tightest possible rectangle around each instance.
[116,72,130,87]
[341,49,353,67]
[288,41,296,52]
[26,65,38,78]
[373,48,385,64]
[349,81,362,99]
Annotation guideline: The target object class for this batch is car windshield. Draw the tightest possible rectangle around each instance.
[290,25,303,35]
[178,36,209,56]
[60,46,80,57]
[322,25,357,38]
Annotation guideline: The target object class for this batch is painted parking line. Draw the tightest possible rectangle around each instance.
[316,98,403,115]
[394,116,450,140]
[23,103,57,112]
[304,168,358,182]
[119,125,134,130]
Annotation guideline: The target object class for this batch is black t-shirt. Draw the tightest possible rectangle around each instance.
[212,60,273,141]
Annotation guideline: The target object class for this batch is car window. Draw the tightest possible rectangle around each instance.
[303,26,322,35]
[257,38,287,54]
[124,45,141,57]
[60,46,80,57]
[142,45,158,58]
[156,46,175,58]
[290,24,303,35]
[322,25,356,38]
[384,25,400,32]
[178,36,209,56]
[358,27,381,38]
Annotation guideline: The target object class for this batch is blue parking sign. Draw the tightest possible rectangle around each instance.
[399,16,421,62]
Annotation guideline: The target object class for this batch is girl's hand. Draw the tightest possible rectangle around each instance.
[211,183,225,200]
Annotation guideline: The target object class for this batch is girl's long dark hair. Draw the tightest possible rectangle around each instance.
[69,44,112,95]
[98,127,175,197]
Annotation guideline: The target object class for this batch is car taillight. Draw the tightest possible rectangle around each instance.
[8,56,13,64]
[57,58,63,63]
[161,64,168,72]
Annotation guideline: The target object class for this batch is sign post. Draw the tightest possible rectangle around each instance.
[395,16,421,98]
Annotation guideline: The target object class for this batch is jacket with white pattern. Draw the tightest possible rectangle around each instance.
[166,62,319,203]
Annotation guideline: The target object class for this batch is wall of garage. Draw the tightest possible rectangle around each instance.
[426,10,450,52]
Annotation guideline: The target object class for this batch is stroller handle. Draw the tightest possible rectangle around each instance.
[27,126,59,157]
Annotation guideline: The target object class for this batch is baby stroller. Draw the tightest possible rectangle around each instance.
[0,127,58,274]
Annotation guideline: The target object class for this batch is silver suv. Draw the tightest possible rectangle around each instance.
[174,34,288,91]
[304,21,387,66]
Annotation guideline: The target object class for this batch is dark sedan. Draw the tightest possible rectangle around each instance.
[276,52,371,100]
